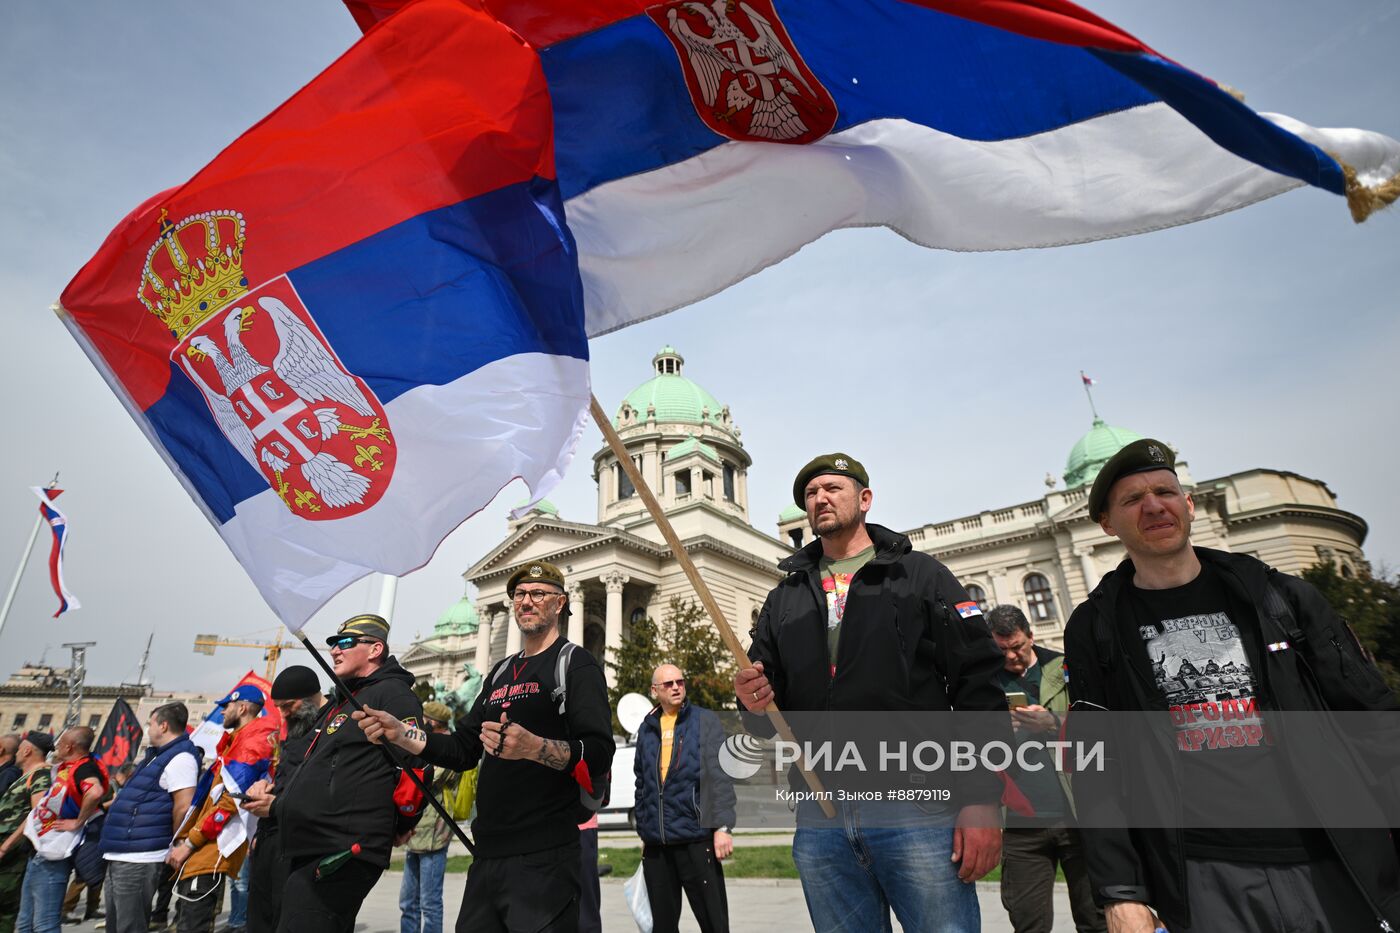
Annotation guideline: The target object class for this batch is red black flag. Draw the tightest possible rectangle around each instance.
[94,698,143,770]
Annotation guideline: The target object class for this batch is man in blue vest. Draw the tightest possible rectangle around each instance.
[99,702,200,933]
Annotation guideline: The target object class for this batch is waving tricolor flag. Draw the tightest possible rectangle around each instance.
[188,672,283,857]
[348,0,1400,338]
[31,486,79,617]
[58,1,588,629]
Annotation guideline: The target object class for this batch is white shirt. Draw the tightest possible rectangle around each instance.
[104,750,200,863]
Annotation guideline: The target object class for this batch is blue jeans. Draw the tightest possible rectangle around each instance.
[399,848,448,933]
[15,856,71,933]
[228,857,251,927]
[791,801,978,933]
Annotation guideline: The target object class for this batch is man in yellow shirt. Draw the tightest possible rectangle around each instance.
[633,664,735,933]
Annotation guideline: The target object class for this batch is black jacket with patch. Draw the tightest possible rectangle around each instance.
[1064,547,1400,928]
[277,657,424,868]
[744,523,1010,804]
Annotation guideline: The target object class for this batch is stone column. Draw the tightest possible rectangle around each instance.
[1075,546,1100,593]
[505,604,522,656]
[602,571,630,687]
[474,603,493,674]
[567,583,586,647]
[989,569,1014,608]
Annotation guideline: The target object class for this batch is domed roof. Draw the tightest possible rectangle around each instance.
[1064,417,1144,488]
[433,594,479,637]
[620,347,729,429]
[668,434,720,463]
[512,497,559,517]
[778,503,806,523]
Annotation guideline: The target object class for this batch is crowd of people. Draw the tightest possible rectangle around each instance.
[1,440,1396,933]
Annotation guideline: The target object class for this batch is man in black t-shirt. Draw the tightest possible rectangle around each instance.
[1063,438,1400,933]
[356,561,615,933]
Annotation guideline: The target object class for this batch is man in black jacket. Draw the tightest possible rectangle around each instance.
[240,665,326,933]
[272,616,425,933]
[355,561,615,933]
[1065,438,1400,933]
[634,663,735,933]
[734,453,1009,933]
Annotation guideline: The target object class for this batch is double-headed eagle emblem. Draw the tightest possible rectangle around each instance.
[652,0,837,145]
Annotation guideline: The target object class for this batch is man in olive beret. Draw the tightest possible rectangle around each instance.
[355,560,614,932]
[1064,438,1400,933]
[737,453,1010,932]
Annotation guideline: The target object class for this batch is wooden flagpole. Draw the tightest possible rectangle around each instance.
[590,396,836,817]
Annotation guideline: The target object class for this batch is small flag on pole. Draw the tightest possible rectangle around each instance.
[93,698,144,770]
[30,486,79,617]
[1081,372,1097,386]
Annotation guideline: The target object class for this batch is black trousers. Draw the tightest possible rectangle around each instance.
[642,840,730,933]
[247,826,292,933]
[173,874,224,933]
[578,829,601,933]
[1000,824,1105,933]
[274,855,381,933]
[457,842,581,933]
[1161,858,1381,932]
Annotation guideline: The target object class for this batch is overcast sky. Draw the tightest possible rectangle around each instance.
[2,1,1397,694]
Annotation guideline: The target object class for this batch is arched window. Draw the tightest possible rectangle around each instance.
[1023,573,1057,623]
[966,584,989,613]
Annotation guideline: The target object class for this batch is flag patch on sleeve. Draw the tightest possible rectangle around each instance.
[955,601,983,619]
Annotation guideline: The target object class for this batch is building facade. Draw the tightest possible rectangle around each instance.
[0,664,220,738]
[405,352,1369,688]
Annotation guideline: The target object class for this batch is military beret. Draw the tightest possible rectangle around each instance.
[270,665,321,701]
[327,612,390,646]
[422,701,454,726]
[792,453,869,507]
[1088,438,1178,521]
[23,731,54,756]
[506,561,567,596]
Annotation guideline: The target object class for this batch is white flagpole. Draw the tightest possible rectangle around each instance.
[376,573,399,626]
[0,473,59,642]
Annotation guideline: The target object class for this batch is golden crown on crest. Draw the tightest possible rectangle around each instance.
[137,208,248,340]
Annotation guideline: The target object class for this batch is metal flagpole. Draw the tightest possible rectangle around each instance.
[295,635,475,854]
[0,473,59,642]
[1080,371,1101,420]
[589,395,837,817]
[375,574,399,625]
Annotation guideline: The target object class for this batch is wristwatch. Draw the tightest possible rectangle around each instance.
[716,825,732,834]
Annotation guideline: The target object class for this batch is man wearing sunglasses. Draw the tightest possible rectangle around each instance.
[355,561,614,933]
[634,663,735,933]
[274,614,426,933]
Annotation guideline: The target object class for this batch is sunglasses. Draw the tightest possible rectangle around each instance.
[652,678,685,689]
[329,636,378,651]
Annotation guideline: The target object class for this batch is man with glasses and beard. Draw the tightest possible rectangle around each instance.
[355,561,615,933]
[240,666,326,933]
[273,615,425,932]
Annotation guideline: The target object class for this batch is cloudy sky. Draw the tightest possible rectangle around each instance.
[2,1,1397,694]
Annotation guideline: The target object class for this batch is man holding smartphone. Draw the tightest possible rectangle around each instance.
[988,606,1104,933]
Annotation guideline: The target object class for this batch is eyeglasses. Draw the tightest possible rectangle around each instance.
[512,589,562,604]
[652,678,685,689]
[329,636,376,651]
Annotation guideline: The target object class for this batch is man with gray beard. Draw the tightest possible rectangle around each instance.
[239,666,326,933]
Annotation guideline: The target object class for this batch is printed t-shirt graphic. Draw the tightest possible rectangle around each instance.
[819,545,874,667]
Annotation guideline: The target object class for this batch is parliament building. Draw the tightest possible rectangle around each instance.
[402,348,1368,691]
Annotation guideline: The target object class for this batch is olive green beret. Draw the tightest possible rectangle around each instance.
[1088,438,1177,520]
[506,561,567,596]
[327,613,390,646]
[422,701,454,725]
[792,453,869,507]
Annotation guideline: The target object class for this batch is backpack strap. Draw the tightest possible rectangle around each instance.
[488,654,514,687]
[1261,579,1307,647]
[552,642,576,716]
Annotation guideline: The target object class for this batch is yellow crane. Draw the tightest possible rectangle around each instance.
[192,633,306,681]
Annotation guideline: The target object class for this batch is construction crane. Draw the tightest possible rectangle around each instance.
[192,633,306,681]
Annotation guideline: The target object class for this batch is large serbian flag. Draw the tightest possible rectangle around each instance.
[31,486,80,617]
[348,0,1400,338]
[57,1,589,628]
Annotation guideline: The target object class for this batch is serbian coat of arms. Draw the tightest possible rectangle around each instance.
[139,210,395,519]
[649,0,837,145]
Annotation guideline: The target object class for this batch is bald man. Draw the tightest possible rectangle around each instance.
[633,664,735,933]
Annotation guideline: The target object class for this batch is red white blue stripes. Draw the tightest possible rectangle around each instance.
[31,486,79,618]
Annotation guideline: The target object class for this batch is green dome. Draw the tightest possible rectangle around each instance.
[778,504,806,523]
[433,595,479,637]
[513,497,559,517]
[620,347,729,429]
[1064,418,1144,488]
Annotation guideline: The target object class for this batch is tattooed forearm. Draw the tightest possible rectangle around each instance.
[402,723,426,751]
[535,738,572,771]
